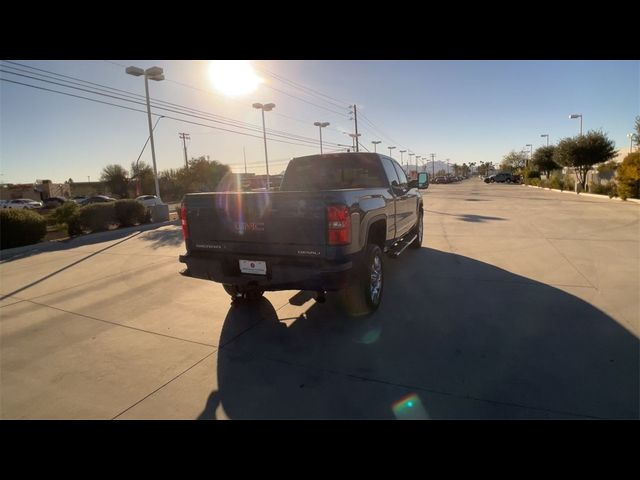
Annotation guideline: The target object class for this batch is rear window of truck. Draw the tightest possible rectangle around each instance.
[280,154,388,191]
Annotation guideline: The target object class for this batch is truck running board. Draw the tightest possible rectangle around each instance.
[388,234,417,258]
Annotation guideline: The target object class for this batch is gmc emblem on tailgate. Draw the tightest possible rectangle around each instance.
[234,222,265,232]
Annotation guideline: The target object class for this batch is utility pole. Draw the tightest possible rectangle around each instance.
[243,146,247,174]
[179,133,190,168]
[349,104,360,152]
[430,153,435,178]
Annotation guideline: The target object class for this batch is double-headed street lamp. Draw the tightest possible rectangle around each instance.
[372,140,381,153]
[313,121,330,154]
[253,102,276,190]
[388,146,396,158]
[540,134,549,146]
[399,150,406,169]
[569,113,583,135]
[126,65,165,203]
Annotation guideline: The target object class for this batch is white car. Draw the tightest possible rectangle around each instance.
[3,198,43,209]
[135,195,162,208]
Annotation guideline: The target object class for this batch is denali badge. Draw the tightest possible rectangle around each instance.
[234,222,265,232]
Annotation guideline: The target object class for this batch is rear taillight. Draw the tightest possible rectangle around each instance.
[327,205,351,245]
[180,203,189,240]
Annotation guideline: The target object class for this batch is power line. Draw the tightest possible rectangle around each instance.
[0,78,340,150]
[0,67,345,149]
[254,64,349,110]
[2,61,345,148]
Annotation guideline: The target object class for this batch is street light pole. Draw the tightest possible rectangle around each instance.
[372,140,381,153]
[388,146,396,158]
[314,122,330,154]
[541,134,549,146]
[628,133,634,153]
[526,144,532,168]
[126,66,165,202]
[570,114,583,136]
[430,153,435,178]
[253,102,276,190]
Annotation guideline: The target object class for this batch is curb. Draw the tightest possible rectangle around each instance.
[522,184,640,204]
[0,220,180,260]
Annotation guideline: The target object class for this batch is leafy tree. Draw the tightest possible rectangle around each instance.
[130,161,155,196]
[531,145,559,177]
[157,157,231,201]
[553,130,617,189]
[616,152,640,200]
[100,164,129,198]
[501,151,528,173]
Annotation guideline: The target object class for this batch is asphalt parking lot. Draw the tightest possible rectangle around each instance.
[1,178,638,419]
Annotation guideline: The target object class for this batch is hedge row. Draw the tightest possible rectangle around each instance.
[1,200,151,249]
[0,209,47,249]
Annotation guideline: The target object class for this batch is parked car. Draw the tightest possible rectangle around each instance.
[43,196,68,208]
[433,176,448,184]
[489,173,516,183]
[135,195,162,208]
[3,198,43,209]
[71,196,88,204]
[179,152,427,315]
[78,195,116,206]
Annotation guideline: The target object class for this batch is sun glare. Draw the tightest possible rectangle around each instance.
[208,60,261,97]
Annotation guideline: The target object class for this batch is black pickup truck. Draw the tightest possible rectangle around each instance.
[179,152,425,314]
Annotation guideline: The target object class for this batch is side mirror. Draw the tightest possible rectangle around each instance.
[417,172,429,189]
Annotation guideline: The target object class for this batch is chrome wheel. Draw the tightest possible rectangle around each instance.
[370,253,382,304]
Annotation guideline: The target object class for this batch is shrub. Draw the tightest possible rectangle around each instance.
[564,175,575,191]
[0,209,47,249]
[67,212,83,236]
[549,175,562,191]
[78,203,116,232]
[52,201,80,226]
[114,199,146,227]
[589,182,618,198]
[617,152,640,200]
[529,178,541,187]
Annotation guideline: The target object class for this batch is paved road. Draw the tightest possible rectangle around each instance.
[1,178,638,419]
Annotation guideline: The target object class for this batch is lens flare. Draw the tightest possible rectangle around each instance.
[392,393,430,420]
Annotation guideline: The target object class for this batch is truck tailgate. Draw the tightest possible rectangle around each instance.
[185,192,329,257]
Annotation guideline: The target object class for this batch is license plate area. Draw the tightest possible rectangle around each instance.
[239,259,267,275]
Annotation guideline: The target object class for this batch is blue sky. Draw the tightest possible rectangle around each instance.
[1,60,638,184]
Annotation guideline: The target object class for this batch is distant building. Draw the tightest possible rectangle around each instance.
[0,180,71,201]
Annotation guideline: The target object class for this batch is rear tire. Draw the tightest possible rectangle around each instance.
[341,244,384,316]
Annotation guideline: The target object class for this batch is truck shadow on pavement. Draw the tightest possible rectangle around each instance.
[200,247,639,420]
